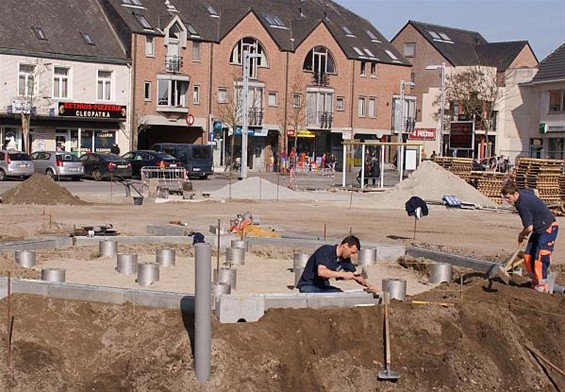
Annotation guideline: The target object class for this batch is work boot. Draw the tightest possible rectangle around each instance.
[534,280,548,293]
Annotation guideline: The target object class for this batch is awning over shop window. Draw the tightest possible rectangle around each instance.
[287,129,315,138]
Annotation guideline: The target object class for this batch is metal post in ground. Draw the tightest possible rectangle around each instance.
[194,243,211,383]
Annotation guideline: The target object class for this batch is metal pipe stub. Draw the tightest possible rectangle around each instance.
[358,248,376,267]
[99,240,117,257]
[382,278,407,302]
[15,250,36,268]
[294,267,304,287]
[137,263,160,287]
[430,263,453,284]
[231,239,249,252]
[116,253,138,275]
[293,253,309,271]
[226,247,245,266]
[156,249,176,267]
[215,267,237,290]
[41,268,66,283]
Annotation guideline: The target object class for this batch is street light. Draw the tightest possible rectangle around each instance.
[425,62,446,156]
[398,80,415,181]
[240,50,261,179]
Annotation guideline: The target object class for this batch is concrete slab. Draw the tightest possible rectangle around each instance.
[0,237,73,252]
[376,245,406,262]
[216,294,265,323]
[75,236,193,246]
[146,224,190,236]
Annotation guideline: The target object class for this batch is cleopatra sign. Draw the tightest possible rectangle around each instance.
[58,102,127,119]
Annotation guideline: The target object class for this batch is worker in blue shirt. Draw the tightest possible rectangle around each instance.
[501,181,558,293]
[296,235,377,293]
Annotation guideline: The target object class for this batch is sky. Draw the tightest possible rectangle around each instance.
[334,0,565,61]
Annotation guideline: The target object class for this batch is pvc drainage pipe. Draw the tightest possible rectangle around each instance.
[382,278,407,302]
[231,239,249,252]
[15,250,36,268]
[41,268,66,283]
[156,249,176,267]
[99,240,117,257]
[226,247,245,266]
[294,267,304,287]
[293,253,309,271]
[358,248,376,267]
[137,263,159,287]
[215,267,237,290]
[430,263,452,284]
[116,254,138,275]
[195,243,212,383]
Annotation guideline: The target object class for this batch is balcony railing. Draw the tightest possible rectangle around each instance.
[248,107,263,127]
[312,72,330,87]
[307,111,333,129]
[165,55,183,73]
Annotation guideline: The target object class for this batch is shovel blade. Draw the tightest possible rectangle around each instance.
[378,368,401,380]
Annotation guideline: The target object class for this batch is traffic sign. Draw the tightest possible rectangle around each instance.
[186,113,195,126]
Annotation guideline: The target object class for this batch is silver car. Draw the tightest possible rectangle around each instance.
[30,151,84,180]
[0,150,34,180]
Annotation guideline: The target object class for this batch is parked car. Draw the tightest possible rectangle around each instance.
[0,150,34,180]
[30,151,84,180]
[121,150,181,178]
[79,152,132,180]
[150,143,213,179]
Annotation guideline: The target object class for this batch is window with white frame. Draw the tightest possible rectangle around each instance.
[53,66,70,99]
[306,91,333,127]
[193,85,200,104]
[336,96,345,111]
[358,96,366,117]
[144,81,151,101]
[97,70,113,101]
[293,94,302,109]
[268,91,278,107]
[360,62,366,77]
[218,87,228,103]
[370,62,377,78]
[303,46,336,74]
[368,97,377,118]
[157,78,188,107]
[549,90,565,112]
[18,64,35,96]
[145,36,155,56]
[192,41,201,61]
[403,42,416,57]
[230,37,268,79]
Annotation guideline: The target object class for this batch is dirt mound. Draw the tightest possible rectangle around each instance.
[0,174,87,205]
[0,282,563,391]
[371,161,497,209]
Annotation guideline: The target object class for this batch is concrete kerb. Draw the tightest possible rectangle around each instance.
[0,237,73,251]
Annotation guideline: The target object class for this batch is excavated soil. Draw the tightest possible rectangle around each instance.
[0,174,87,205]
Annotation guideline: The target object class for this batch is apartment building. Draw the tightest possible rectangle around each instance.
[391,21,538,161]
[0,0,130,155]
[101,0,412,170]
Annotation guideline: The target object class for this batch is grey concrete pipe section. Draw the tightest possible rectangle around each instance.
[137,263,159,287]
[226,247,245,266]
[294,268,304,287]
[15,250,36,268]
[41,268,66,283]
[99,240,117,257]
[212,282,231,297]
[156,249,176,267]
[554,284,565,295]
[430,263,452,284]
[382,278,407,301]
[195,243,212,383]
[116,254,138,275]
[293,253,309,270]
[358,248,376,267]
[231,239,249,251]
[215,268,237,290]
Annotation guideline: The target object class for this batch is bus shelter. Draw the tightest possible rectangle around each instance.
[341,140,423,189]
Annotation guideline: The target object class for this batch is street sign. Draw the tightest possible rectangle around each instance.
[186,113,195,126]
[408,128,436,141]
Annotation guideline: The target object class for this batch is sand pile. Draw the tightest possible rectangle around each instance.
[370,160,497,209]
[0,174,87,205]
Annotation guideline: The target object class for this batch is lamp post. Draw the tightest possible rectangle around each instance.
[398,80,415,181]
[240,50,261,179]
[425,62,446,155]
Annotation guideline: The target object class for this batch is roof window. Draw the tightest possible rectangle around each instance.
[342,26,355,38]
[136,15,153,30]
[32,26,47,41]
[365,29,381,43]
[187,23,200,37]
[263,13,287,28]
[81,32,95,45]
[385,49,399,61]
[206,5,219,17]
[352,46,364,56]
[364,48,375,57]
[429,31,441,40]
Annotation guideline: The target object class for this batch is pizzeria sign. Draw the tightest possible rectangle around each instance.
[58,102,127,119]
[408,128,436,141]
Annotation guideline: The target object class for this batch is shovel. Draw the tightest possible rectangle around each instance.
[378,291,401,381]
[487,236,528,284]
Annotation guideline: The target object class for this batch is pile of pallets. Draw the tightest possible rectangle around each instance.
[469,171,507,204]
[515,158,564,204]
[433,157,474,182]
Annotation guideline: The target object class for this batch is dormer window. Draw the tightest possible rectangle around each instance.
[206,5,219,17]
[342,26,355,38]
[32,26,47,41]
[81,32,95,45]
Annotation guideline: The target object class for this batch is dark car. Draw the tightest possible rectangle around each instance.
[121,150,181,178]
[79,153,132,181]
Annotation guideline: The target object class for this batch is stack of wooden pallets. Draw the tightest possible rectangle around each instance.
[515,158,564,205]
[469,171,507,204]
[433,157,474,182]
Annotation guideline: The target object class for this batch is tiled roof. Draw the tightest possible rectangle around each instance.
[530,42,565,83]
[475,41,531,71]
[101,0,410,66]
[0,0,126,62]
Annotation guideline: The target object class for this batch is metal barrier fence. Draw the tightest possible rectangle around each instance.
[140,167,188,192]
[283,167,336,191]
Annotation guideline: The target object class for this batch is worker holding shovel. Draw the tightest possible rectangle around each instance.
[296,235,378,293]
[501,181,559,292]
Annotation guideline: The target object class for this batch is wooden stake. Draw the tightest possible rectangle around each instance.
[323,223,327,241]
[525,343,565,377]
[7,272,12,368]
[216,219,221,281]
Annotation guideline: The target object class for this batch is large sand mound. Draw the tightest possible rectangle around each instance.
[370,160,497,209]
[0,174,87,205]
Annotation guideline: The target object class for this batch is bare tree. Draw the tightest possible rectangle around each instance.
[280,74,307,164]
[216,79,243,171]
[443,65,500,158]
